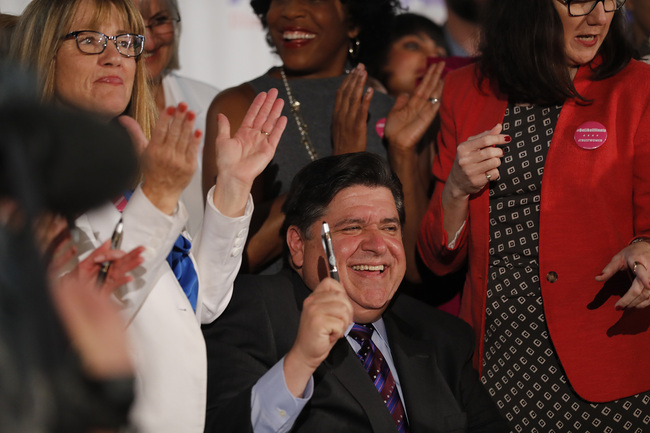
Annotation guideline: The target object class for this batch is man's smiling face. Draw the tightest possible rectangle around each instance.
[288,185,406,324]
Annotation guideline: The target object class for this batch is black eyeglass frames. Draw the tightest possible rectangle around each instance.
[63,30,145,57]
[560,0,626,17]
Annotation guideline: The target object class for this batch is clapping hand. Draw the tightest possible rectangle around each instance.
[384,60,445,153]
[212,89,287,217]
[332,63,373,154]
[119,102,202,215]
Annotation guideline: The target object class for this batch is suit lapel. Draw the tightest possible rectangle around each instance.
[384,313,461,433]
[323,340,398,433]
[290,273,395,432]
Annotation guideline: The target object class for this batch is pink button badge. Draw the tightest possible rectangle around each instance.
[375,118,386,138]
[574,121,607,150]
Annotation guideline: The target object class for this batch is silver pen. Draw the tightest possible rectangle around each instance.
[321,221,339,282]
[96,217,124,287]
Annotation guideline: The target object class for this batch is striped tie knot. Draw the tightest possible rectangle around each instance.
[349,323,376,364]
[349,323,374,345]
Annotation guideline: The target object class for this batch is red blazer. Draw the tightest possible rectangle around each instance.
[418,60,650,402]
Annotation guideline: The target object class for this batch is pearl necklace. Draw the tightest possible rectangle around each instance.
[280,68,318,161]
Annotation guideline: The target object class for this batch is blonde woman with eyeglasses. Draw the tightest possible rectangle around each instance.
[11,1,286,432]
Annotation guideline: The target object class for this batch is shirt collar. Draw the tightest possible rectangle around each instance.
[345,318,388,343]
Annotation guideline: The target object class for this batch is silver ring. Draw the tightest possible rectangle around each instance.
[428,97,440,105]
[485,172,492,181]
[261,130,270,136]
[633,261,646,274]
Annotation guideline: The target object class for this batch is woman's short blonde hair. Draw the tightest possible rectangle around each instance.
[11,0,155,138]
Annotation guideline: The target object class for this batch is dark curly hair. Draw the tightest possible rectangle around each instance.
[250,0,403,68]
[477,0,635,105]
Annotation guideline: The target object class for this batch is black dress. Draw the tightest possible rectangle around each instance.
[481,103,650,433]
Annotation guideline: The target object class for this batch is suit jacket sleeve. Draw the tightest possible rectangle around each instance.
[202,273,301,433]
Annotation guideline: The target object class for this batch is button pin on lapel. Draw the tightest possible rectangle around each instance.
[574,121,607,150]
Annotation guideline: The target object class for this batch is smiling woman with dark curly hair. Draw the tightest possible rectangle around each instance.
[203,0,403,276]
[250,0,401,70]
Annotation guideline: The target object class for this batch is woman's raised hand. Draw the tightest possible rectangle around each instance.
[119,103,202,215]
[384,60,445,153]
[332,63,373,154]
[212,89,287,217]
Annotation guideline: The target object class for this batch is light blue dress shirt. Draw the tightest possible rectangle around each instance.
[250,318,407,433]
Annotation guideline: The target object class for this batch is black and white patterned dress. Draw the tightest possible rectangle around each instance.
[481,103,650,433]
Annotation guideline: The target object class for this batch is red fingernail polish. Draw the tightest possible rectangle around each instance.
[504,135,511,143]
[178,103,188,113]
[194,130,202,138]
[187,111,196,122]
[166,106,175,116]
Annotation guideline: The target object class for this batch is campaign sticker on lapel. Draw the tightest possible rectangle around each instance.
[574,121,607,150]
[375,118,386,138]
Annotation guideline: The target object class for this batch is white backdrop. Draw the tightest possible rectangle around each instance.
[1,0,446,90]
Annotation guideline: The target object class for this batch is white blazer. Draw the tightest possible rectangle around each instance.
[75,185,252,433]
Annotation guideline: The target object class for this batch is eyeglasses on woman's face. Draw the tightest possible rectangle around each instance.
[63,30,145,57]
[559,0,626,17]
[145,12,180,37]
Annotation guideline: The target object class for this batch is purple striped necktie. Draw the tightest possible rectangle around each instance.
[349,323,409,433]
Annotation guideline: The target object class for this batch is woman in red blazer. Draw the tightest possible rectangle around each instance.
[418,0,650,431]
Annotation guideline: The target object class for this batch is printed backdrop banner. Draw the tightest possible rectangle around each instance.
[0,0,446,90]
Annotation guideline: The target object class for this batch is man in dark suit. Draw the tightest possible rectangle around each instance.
[202,153,506,433]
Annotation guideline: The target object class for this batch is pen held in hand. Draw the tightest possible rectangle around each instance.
[321,221,339,282]
[96,217,124,287]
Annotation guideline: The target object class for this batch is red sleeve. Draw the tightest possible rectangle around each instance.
[417,69,470,276]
